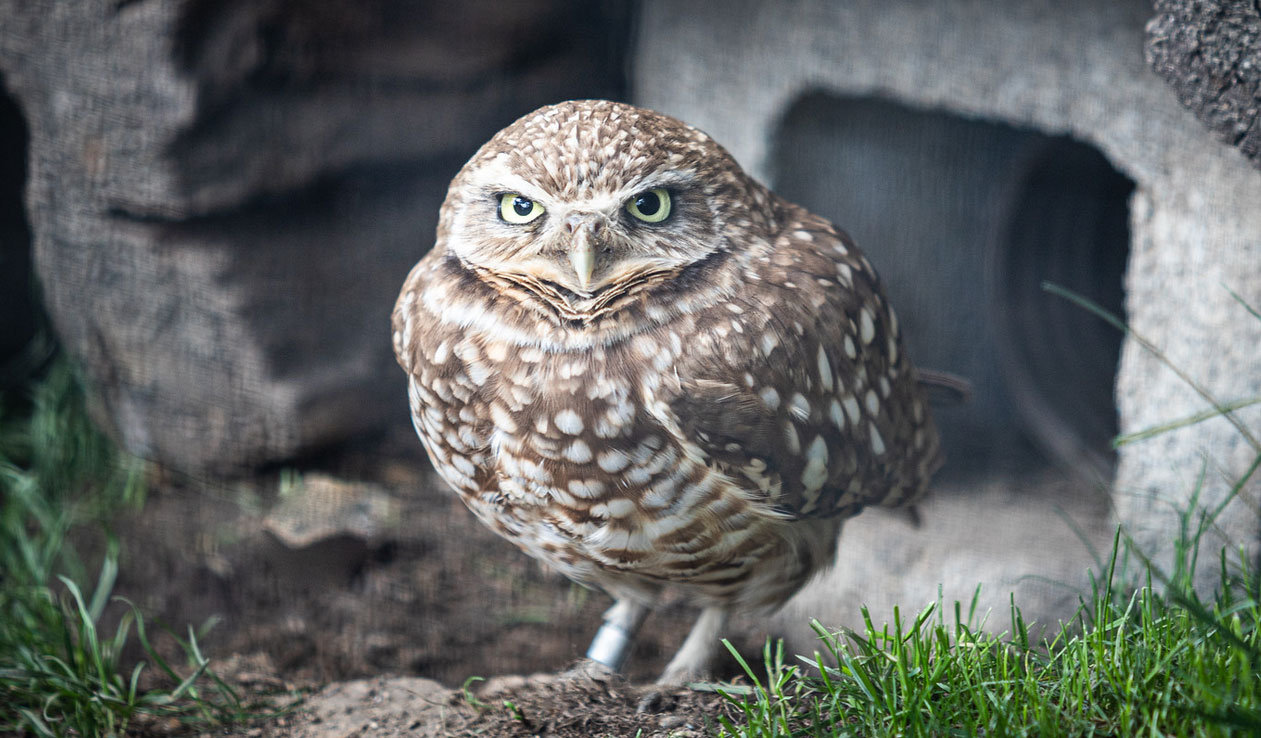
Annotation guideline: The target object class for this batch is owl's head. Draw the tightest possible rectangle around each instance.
[437,100,768,301]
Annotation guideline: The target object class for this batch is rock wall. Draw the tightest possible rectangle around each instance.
[0,0,631,473]
[1147,0,1261,169]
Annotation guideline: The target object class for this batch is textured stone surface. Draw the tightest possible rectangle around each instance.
[0,0,630,473]
[1147,0,1261,169]
[635,0,1261,642]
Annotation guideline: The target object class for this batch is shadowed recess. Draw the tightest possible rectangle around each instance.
[773,91,1133,479]
[0,73,41,388]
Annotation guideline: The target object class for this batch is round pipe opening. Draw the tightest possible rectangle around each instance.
[989,138,1133,478]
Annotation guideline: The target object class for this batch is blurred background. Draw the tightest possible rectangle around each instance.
[1,0,1258,697]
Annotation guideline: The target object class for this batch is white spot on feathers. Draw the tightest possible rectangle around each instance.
[490,402,518,433]
[865,389,880,415]
[564,439,593,463]
[869,422,886,455]
[860,309,876,344]
[433,340,451,364]
[783,422,801,455]
[829,398,846,430]
[843,395,862,425]
[597,449,630,473]
[554,409,584,435]
[789,393,811,421]
[817,346,833,392]
[568,478,607,499]
[801,436,829,492]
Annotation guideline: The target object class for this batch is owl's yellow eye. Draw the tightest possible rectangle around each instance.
[625,188,672,223]
[499,193,545,224]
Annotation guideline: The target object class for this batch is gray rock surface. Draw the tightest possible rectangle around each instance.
[1147,0,1261,169]
[0,0,629,473]
[635,0,1261,642]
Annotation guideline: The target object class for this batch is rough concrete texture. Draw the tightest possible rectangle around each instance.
[0,0,629,473]
[635,0,1261,643]
[1147,0,1261,168]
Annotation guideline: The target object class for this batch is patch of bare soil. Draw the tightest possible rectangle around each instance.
[103,425,765,736]
[207,670,739,738]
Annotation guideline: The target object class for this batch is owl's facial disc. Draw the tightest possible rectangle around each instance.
[451,162,705,303]
[476,187,643,296]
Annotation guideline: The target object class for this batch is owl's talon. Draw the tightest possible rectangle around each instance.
[635,686,679,714]
[558,657,618,683]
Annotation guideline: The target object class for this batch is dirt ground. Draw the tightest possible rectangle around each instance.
[102,424,767,737]
[204,671,742,738]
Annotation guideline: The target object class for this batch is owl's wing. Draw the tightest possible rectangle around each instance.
[393,252,501,501]
[668,215,941,519]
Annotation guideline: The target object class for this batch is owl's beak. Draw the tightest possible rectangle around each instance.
[570,240,595,291]
[565,215,601,291]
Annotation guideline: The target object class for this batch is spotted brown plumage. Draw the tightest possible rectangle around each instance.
[392,100,941,684]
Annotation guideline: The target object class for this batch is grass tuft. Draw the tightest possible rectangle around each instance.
[0,355,266,736]
[718,535,1261,737]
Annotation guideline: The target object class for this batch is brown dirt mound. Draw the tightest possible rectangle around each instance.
[221,671,742,738]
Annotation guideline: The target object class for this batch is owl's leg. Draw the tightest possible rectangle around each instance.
[656,606,729,685]
[585,597,649,672]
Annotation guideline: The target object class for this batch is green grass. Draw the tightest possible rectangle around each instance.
[718,527,1261,737]
[0,355,257,737]
[717,287,1261,737]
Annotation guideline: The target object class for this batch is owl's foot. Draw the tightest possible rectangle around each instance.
[585,598,649,673]
[634,607,730,714]
[656,606,729,685]
[557,656,618,683]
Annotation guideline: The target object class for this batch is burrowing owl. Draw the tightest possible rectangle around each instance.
[393,100,941,684]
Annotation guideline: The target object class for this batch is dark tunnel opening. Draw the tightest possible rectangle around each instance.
[772,92,1134,481]
[990,137,1132,479]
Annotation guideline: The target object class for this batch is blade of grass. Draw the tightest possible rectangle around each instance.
[1224,284,1261,322]
[1043,281,1261,454]
[1115,395,1261,447]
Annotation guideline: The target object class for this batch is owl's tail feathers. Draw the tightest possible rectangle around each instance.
[900,368,967,530]
[915,368,973,407]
